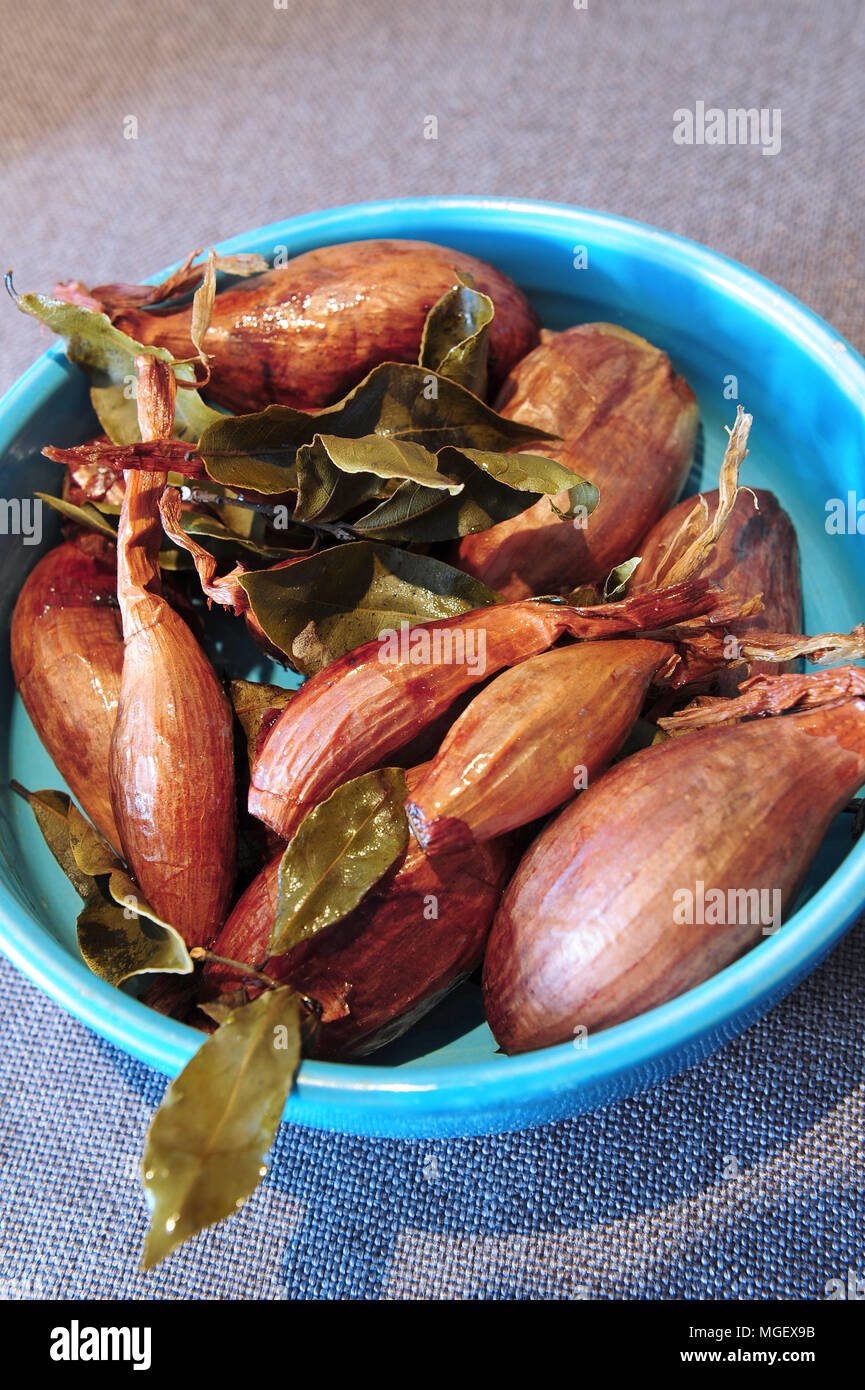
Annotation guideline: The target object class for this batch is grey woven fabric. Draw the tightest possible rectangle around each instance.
[1,0,864,1299]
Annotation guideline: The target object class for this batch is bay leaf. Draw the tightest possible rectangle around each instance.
[21,787,94,899]
[418,271,493,396]
[324,361,559,453]
[90,383,141,444]
[294,432,463,525]
[353,444,597,541]
[36,492,118,541]
[197,361,558,495]
[196,406,309,493]
[14,785,191,986]
[229,679,296,771]
[38,485,305,563]
[454,446,596,505]
[198,992,249,1025]
[142,987,301,1268]
[76,895,192,988]
[309,434,464,490]
[270,767,409,955]
[564,583,602,607]
[179,507,311,561]
[603,556,643,602]
[12,291,222,444]
[239,540,500,674]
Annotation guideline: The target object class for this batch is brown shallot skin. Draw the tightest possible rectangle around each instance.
[114,239,540,413]
[631,487,802,692]
[205,774,514,1058]
[109,359,236,946]
[483,700,865,1055]
[454,324,698,598]
[406,639,675,854]
[248,580,717,842]
[11,537,123,850]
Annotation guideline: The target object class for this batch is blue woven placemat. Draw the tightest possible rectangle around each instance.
[1,0,864,1300]
[2,927,863,1299]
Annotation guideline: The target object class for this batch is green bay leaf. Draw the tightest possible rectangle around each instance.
[238,540,499,674]
[418,272,494,396]
[12,292,221,444]
[14,785,191,986]
[197,405,310,493]
[76,891,192,987]
[197,361,558,495]
[270,768,409,955]
[229,679,296,771]
[352,445,598,541]
[36,492,119,540]
[603,556,643,602]
[294,433,462,525]
[452,446,597,504]
[142,987,301,1268]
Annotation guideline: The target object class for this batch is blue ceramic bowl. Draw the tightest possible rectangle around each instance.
[2,197,865,1139]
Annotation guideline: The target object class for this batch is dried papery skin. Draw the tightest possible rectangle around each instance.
[159,485,250,612]
[248,578,719,841]
[54,249,206,315]
[105,240,541,413]
[57,435,126,506]
[641,595,763,691]
[454,324,699,598]
[660,664,865,733]
[730,624,865,667]
[636,407,752,588]
[632,486,802,693]
[482,699,865,1054]
[109,357,236,947]
[646,613,865,697]
[11,538,123,851]
[54,250,271,317]
[406,639,676,853]
[206,769,514,1057]
[46,438,197,481]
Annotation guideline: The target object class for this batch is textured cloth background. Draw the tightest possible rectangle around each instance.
[1,0,864,1300]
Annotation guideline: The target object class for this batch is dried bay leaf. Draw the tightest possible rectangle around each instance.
[229,679,296,771]
[197,360,558,494]
[353,444,596,541]
[189,250,217,365]
[11,290,222,444]
[14,785,191,986]
[239,540,499,674]
[418,272,494,396]
[36,492,119,541]
[326,361,558,453]
[604,556,643,602]
[270,768,409,955]
[294,432,463,524]
[142,987,301,1268]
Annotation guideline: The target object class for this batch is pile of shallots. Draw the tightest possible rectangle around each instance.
[13,237,865,1069]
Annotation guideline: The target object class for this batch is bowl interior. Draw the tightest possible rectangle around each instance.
[2,200,865,1100]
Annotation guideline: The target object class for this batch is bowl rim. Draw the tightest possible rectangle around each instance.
[3,194,865,1120]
